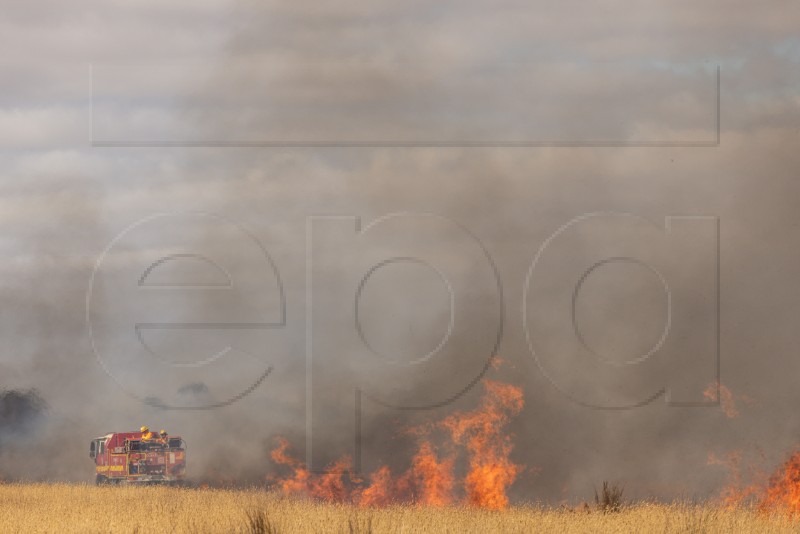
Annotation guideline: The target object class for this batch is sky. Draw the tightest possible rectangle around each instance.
[1,0,799,503]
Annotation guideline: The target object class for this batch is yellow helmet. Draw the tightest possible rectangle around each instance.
[159,430,167,436]
[140,426,149,433]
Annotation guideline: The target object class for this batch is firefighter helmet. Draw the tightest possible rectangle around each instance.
[159,430,167,436]
[140,426,149,433]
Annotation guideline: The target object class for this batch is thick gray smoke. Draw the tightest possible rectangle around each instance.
[1,0,799,504]
[0,390,47,443]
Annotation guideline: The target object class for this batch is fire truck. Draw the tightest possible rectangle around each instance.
[89,431,186,485]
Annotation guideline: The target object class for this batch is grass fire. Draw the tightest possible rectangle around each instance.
[269,378,524,509]
[710,448,800,516]
[7,376,800,532]
[3,0,798,531]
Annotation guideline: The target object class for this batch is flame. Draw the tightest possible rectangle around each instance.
[268,376,525,509]
[308,456,356,502]
[399,440,455,506]
[703,381,740,419]
[759,450,800,514]
[357,465,395,507]
[709,447,800,515]
[269,437,311,495]
[270,437,358,502]
[707,450,762,508]
[354,440,457,506]
[441,380,524,510]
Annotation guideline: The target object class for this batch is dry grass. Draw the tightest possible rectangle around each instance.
[1,483,799,533]
[594,481,624,514]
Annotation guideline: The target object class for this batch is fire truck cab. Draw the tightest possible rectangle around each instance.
[89,431,186,485]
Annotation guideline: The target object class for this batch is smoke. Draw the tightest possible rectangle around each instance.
[1,0,800,505]
[0,389,47,444]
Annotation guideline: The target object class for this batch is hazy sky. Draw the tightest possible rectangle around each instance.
[1,1,799,502]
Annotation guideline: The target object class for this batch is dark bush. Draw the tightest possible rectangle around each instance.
[594,480,624,513]
[0,389,47,441]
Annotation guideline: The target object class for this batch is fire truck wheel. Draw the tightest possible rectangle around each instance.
[95,475,108,486]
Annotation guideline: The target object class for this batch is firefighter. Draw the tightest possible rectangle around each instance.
[158,429,168,445]
[140,425,155,441]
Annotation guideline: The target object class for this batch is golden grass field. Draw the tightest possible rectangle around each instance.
[1,483,799,534]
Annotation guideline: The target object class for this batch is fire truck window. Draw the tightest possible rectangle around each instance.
[89,441,96,459]
[99,441,104,455]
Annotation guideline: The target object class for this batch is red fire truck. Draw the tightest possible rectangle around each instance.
[89,431,186,485]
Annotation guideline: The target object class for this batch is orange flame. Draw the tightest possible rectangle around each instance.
[442,380,524,510]
[708,447,800,515]
[759,450,800,515]
[399,440,455,506]
[703,381,740,419]
[270,437,359,502]
[270,437,311,495]
[708,450,762,508]
[268,376,525,509]
[357,465,395,507]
